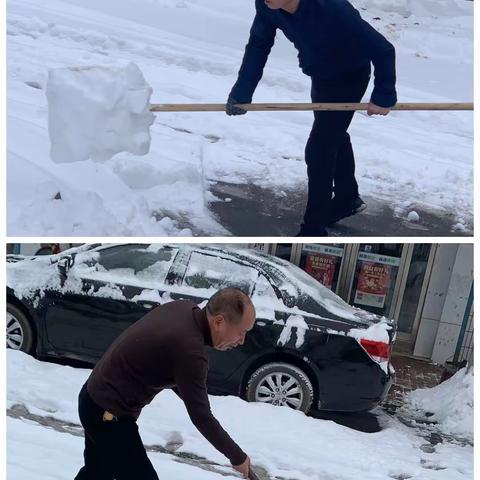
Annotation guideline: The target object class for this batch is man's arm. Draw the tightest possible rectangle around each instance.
[229,11,277,105]
[174,354,248,467]
[334,1,397,109]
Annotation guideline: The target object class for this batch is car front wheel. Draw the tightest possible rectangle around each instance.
[6,304,34,353]
[246,362,314,413]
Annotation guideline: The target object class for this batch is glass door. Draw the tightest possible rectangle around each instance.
[394,244,434,349]
[347,244,406,318]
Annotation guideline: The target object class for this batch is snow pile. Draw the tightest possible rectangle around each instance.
[404,367,474,442]
[7,350,474,480]
[46,62,155,163]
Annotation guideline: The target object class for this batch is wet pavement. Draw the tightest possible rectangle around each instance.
[208,181,471,237]
[384,354,445,410]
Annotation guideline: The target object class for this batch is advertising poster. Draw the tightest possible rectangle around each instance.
[354,261,392,308]
[304,252,337,289]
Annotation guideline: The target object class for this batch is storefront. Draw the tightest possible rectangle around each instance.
[261,243,473,364]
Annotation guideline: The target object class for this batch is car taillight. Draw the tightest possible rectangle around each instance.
[360,339,391,361]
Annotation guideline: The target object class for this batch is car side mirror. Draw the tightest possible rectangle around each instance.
[57,255,75,283]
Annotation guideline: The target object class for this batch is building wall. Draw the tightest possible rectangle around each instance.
[430,244,474,365]
[413,244,458,358]
[414,244,474,364]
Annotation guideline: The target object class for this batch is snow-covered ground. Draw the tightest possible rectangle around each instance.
[7,0,473,235]
[7,350,474,480]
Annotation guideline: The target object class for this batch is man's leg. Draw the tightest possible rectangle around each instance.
[303,108,352,230]
[333,132,359,204]
[303,69,362,231]
[75,433,113,480]
[75,384,159,480]
[103,418,159,480]
[302,67,372,231]
[333,67,371,205]
[75,384,115,480]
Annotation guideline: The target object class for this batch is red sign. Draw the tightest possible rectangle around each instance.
[304,253,337,290]
[354,262,391,308]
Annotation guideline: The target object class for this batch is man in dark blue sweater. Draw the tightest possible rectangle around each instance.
[226,0,397,236]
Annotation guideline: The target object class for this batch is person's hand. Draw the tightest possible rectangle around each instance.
[232,455,251,478]
[226,96,247,116]
[367,102,391,116]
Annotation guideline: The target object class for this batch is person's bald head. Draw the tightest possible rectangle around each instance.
[206,288,256,351]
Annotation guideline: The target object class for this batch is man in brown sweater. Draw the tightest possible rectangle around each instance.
[74,288,256,479]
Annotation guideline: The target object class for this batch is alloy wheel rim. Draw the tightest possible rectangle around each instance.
[6,312,24,350]
[255,372,304,409]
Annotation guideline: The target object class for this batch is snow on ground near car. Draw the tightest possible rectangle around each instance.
[46,62,155,163]
[7,417,238,480]
[402,367,474,443]
[7,350,473,480]
[7,0,473,235]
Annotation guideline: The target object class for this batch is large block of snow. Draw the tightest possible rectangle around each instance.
[46,62,155,163]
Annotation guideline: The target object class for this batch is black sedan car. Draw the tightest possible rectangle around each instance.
[6,244,396,413]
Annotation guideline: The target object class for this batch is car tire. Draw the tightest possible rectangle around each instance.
[246,362,314,413]
[6,303,34,354]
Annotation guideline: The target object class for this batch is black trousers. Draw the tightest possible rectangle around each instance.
[303,65,371,228]
[75,383,159,480]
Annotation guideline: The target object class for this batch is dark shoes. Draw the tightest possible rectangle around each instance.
[297,196,366,236]
[328,196,367,226]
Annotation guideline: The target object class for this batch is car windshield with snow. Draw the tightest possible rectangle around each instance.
[7,244,396,414]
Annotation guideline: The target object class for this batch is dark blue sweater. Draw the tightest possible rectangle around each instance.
[230,0,397,108]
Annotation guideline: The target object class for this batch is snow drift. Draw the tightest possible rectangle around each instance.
[404,367,473,442]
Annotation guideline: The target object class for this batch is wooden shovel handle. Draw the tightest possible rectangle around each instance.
[150,102,473,112]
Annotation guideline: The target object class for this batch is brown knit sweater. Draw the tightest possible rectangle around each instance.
[87,299,247,465]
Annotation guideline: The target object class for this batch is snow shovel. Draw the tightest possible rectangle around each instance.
[45,64,473,165]
[150,101,473,112]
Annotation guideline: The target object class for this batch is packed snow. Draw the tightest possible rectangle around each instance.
[407,211,420,222]
[277,314,309,348]
[46,62,154,163]
[7,350,474,480]
[7,0,473,235]
[402,367,474,443]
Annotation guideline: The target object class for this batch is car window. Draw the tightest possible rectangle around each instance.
[183,252,258,294]
[75,244,178,287]
[243,250,360,320]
